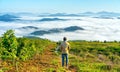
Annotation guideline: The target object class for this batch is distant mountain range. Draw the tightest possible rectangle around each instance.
[0,14,68,22]
[19,26,39,29]
[17,26,84,36]
[0,11,120,22]
[31,26,84,35]
[0,14,20,22]
[0,11,120,17]
[38,18,68,22]
[38,11,120,17]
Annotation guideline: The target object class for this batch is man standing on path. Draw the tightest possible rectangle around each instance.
[60,37,70,68]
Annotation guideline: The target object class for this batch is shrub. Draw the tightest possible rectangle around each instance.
[1,30,18,60]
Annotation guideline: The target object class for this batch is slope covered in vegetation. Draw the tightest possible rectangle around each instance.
[0,30,120,72]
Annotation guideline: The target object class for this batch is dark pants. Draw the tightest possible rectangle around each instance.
[61,54,68,67]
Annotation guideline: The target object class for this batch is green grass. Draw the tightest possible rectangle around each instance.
[1,30,120,72]
[68,40,120,72]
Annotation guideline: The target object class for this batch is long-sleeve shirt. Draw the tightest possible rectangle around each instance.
[60,41,70,54]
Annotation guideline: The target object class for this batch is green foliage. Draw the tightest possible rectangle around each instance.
[1,30,18,60]
[33,38,51,54]
[44,68,55,72]
[0,30,52,61]
[0,67,9,72]
[17,38,36,61]
[69,41,120,72]
[0,30,120,71]
[17,37,52,61]
[69,41,120,57]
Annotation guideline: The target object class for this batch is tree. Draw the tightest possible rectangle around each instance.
[1,30,18,60]
[17,38,36,61]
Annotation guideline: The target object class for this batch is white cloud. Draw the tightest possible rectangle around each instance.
[0,16,120,41]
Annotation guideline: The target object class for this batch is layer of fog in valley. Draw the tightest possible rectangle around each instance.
[0,12,120,41]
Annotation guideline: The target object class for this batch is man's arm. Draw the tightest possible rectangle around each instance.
[59,44,62,51]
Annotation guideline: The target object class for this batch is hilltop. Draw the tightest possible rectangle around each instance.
[0,30,120,72]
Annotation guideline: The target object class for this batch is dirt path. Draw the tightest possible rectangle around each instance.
[4,44,77,72]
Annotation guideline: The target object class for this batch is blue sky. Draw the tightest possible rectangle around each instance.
[0,0,120,13]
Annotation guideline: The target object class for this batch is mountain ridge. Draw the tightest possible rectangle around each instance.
[1,11,120,17]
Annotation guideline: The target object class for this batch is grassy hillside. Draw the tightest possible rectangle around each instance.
[69,41,120,72]
[0,30,120,72]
